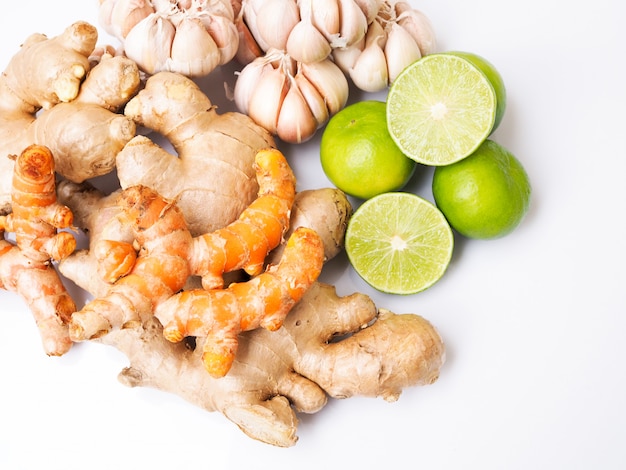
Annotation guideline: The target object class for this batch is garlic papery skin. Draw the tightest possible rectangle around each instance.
[99,0,155,39]
[233,56,274,114]
[233,15,265,65]
[353,0,384,25]
[246,59,290,134]
[331,34,364,72]
[98,0,241,77]
[123,14,176,75]
[309,0,341,42]
[253,0,300,51]
[168,17,221,76]
[234,51,348,143]
[240,0,272,52]
[330,1,437,92]
[276,78,318,143]
[345,19,388,92]
[299,59,349,116]
[286,19,332,63]
[293,72,329,128]
[198,13,240,65]
[332,0,368,48]
[385,21,422,83]
[395,3,437,56]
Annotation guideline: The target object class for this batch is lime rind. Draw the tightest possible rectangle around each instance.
[387,54,497,166]
[345,192,454,295]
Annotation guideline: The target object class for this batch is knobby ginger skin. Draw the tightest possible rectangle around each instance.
[56,177,444,447]
[0,22,140,214]
[67,149,324,379]
[100,282,445,447]
[116,71,276,236]
[156,226,325,378]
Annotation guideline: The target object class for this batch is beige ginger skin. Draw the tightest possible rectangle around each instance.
[0,22,140,213]
[57,179,444,447]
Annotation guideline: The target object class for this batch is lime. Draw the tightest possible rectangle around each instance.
[386,53,497,166]
[432,139,531,239]
[446,51,506,130]
[345,192,454,294]
[320,100,416,200]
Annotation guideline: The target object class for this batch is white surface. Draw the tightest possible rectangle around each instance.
[1,1,625,469]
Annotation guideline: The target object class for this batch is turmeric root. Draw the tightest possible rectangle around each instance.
[0,145,76,356]
[156,226,325,378]
[57,183,351,298]
[116,71,276,235]
[0,22,140,212]
[69,148,301,343]
[54,171,442,446]
[190,147,296,289]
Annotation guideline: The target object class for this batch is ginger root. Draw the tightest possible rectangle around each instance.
[0,145,77,356]
[116,71,276,236]
[156,226,325,378]
[66,149,328,378]
[99,282,444,447]
[57,184,352,298]
[55,173,443,446]
[0,21,140,213]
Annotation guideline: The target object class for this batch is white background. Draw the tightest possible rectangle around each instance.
[1,1,625,469]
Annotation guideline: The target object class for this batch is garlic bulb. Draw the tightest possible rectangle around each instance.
[98,0,239,77]
[332,0,437,92]
[235,0,374,65]
[234,49,348,143]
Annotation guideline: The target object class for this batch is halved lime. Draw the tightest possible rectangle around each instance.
[386,53,497,166]
[345,192,454,295]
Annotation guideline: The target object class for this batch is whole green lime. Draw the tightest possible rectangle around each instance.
[320,100,416,199]
[446,51,507,131]
[432,139,531,239]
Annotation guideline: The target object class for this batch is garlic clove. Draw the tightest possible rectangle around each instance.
[309,0,341,41]
[169,17,222,77]
[240,0,271,52]
[98,0,116,35]
[385,22,422,83]
[247,65,289,134]
[207,0,236,21]
[348,19,388,92]
[276,81,318,143]
[254,0,300,51]
[234,57,273,114]
[395,2,437,56]
[353,0,384,25]
[123,14,176,75]
[332,0,368,48]
[294,72,329,128]
[331,34,364,72]
[286,20,332,64]
[234,15,265,64]
[100,0,155,39]
[299,58,349,116]
[199,14,240,65]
